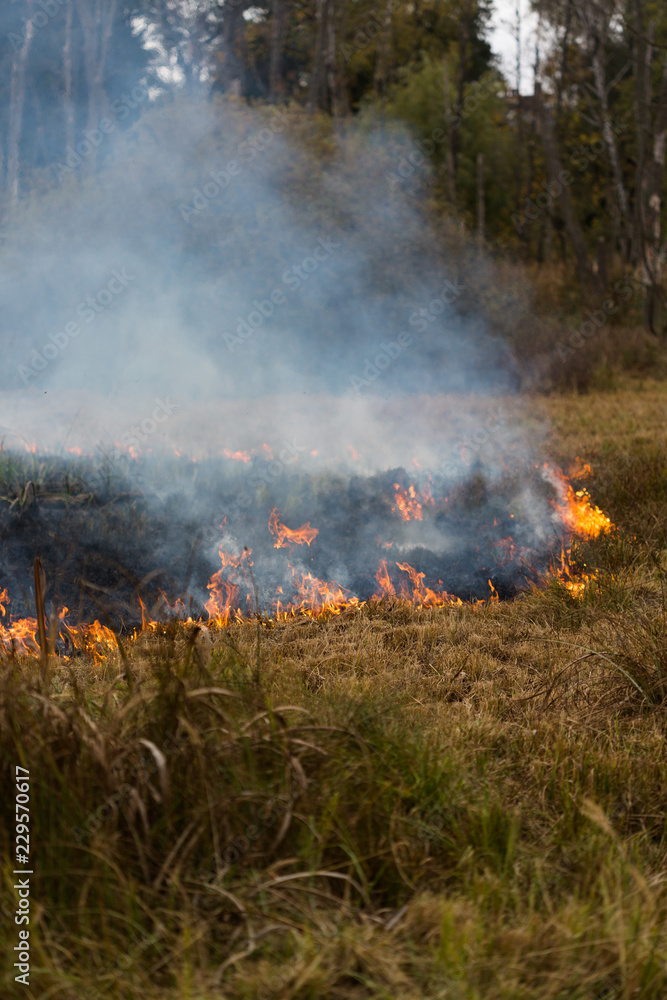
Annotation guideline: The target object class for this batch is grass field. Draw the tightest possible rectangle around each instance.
[2,378,667,1000]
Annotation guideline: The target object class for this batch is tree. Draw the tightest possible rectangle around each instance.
[6,1,34,208]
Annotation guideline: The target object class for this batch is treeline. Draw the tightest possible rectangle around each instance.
[0,0,665,330]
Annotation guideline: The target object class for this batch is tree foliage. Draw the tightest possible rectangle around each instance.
[0,0,665,329]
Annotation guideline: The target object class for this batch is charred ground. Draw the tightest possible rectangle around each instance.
[0,447,573,630]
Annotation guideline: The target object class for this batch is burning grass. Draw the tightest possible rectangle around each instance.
[1,378,667,999]
[0,433,615,648]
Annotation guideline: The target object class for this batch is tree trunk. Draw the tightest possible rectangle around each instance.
[334,0,348,114]
[513,0,523,222]
[577,2,632,258]
[442,56,457,205]
[630,3,653,267]
[74,0,117,172]
[308,0,327,112]
[308,0,339,114]
[220,2,247,95]
[269,0,288,101]
[451,0,472,177]
[326,0,339,116]
[476,152,484,246]
[64,0,75,156]
[373,0,393,120]
[534,82,590,283]
[6,0,34,208]
[641,50,667,333]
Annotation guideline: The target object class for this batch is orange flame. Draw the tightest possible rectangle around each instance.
[544,463,613,539]
[392,483,423,521]
[0,587,39,656]
[374,560,396,596]
[394,563,464,606]
[0,589,115,661]
[391,482,434,521]
[205,547,252,622]
[568,456,593,481]
[0,456,616,646]
[268,509,319,549]
[223,448,251,463]
[62,616,117,661]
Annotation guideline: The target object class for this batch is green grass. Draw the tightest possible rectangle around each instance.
[1,378,667,999]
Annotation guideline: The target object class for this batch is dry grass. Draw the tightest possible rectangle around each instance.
[1,378,667,999]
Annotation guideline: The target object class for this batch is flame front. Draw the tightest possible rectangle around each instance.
[0,462,617,658]
[269,509,319,549]
[0,588,116,660]
[543,463,613,539]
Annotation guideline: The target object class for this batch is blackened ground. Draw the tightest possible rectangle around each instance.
[0,452,565,629]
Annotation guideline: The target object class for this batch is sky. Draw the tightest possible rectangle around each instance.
[488,0,540,94]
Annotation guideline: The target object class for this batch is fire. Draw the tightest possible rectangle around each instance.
[0,588,116,661]
[392,483,422,520]
[62,616,117,661]
[0,452,617,658]
[269,509,319,549]
[205,547,252,622]
[223,448,251,463]
[568,456,593,480]
[395,562,463,606]
[372,560,471,606]
[375,559,396,596]
[494,536,517,563]
[275,565,361,619]
[0,589,39,656]
[537,463,614,597]
[543,463,613,539]
[560,486,613,539]
[391,482,434,521]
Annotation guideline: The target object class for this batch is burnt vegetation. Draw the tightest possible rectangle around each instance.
[0,447,574,629]
[1,382,667,999]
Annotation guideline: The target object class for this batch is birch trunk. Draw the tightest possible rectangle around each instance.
[7,1,34,208]
[535,82,590,282]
